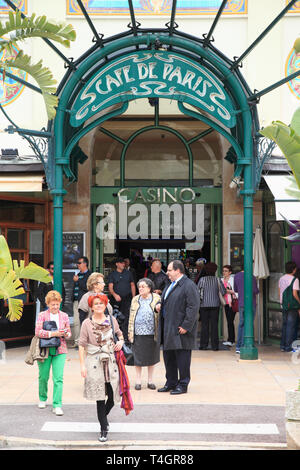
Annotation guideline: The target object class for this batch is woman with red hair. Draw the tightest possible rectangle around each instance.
[78,294,124,442]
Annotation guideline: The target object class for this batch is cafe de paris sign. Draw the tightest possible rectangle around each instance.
[70,51,236,128]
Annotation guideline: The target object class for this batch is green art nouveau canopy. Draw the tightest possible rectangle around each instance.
[2,0,300,360]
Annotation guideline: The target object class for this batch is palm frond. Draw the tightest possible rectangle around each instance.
[3,51,58,119]
[0,268,25,300]
[12,260,52,283]
[0,235,13,270]
[7,297,24,321]
[260,121,300,190]
[0,10,76,49]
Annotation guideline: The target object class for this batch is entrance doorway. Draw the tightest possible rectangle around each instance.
[91,185,221,284]
[91,113,223,282]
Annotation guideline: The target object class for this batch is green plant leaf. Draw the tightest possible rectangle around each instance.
[3,51,58,120]
[260,122,300,190]
[0,235,13,270]
[7,297,24,321]
[0,10,76,120]
[0,268,25,299]
[291,108,300,137]
[12,260,52,283]
[0,11,76,48]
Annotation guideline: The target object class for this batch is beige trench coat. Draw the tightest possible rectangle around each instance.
[83,342,120,403]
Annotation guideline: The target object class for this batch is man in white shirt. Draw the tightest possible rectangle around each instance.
[278,261,300,351]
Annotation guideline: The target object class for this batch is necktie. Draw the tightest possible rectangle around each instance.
[165,281,176,299]
[163,281,176,318]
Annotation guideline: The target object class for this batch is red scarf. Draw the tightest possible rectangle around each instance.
[115,349,134,415]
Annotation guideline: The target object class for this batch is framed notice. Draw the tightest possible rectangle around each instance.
[63,232,85,269]
[228,232,254,274]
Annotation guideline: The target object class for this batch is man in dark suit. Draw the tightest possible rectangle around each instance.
[156,260,200,395]
[37,261,66,311]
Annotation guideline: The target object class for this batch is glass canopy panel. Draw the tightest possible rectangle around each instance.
[93,114,215,186]
[191,134,222,187]
[124,128,189,186]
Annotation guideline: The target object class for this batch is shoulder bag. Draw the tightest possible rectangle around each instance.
[231,294,239,313]
[217,278,226,307]
[108,314,134,366]
[39,321,61,349]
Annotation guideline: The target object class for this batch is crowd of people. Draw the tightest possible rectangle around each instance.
[34,254,300,442]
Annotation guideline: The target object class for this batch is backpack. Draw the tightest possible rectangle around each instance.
[282,277,300,311]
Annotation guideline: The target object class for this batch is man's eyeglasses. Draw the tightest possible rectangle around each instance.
[77,261,84,265]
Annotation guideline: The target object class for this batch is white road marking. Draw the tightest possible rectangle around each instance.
[41,422,279,435]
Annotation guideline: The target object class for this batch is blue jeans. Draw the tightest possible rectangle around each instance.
[281,310,298,351]
[236,307,256,350]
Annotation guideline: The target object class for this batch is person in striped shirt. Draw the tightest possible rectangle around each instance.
[198,262,226,351]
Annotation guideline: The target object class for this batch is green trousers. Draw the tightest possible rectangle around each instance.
[38,353,66,408]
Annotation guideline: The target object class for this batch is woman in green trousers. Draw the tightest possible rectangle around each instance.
[35,290,72,416]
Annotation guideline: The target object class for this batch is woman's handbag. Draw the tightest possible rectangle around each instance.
[231,295,239,313]
[109,314,134,365]
[39,321,61,349]
[217,278,226,307]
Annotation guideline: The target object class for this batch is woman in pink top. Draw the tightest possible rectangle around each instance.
[35,290,71,416]
[221,265,236,347]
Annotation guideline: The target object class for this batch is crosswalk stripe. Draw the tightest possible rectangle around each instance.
[41,422,279,435]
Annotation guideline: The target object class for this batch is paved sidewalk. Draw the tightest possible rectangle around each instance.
[0,344,299,449]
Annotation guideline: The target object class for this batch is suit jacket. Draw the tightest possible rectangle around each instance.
[159,275,200,351]
[37,280,66,311]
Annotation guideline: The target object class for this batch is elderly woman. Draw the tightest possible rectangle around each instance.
[78,272,113,324]
[35,290,72,416]
[128,278,161,390]
[198,262,226,351]
[78,294,124,443]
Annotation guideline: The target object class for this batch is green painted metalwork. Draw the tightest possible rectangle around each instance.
[70,50,236,129]
[3,0,297,359]
[53,32,257,358]
[62,102,129,181]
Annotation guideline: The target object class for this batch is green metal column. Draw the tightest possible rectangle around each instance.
[51,166,66,294]
[241,176,258,360]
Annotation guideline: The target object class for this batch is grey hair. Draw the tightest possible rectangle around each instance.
[137,277,154,292]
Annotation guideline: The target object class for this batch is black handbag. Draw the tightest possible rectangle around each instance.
[39,321,61,349]
[108,314,134,366]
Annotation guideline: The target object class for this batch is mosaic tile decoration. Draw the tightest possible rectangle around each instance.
[0,0,27,14]
[67,0,247,16]
[287,0,300,13]
[0,43,27,107]
[285,48,300,99]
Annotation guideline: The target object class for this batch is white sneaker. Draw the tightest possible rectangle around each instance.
[53,407,64,416]
[38,401,47,409]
